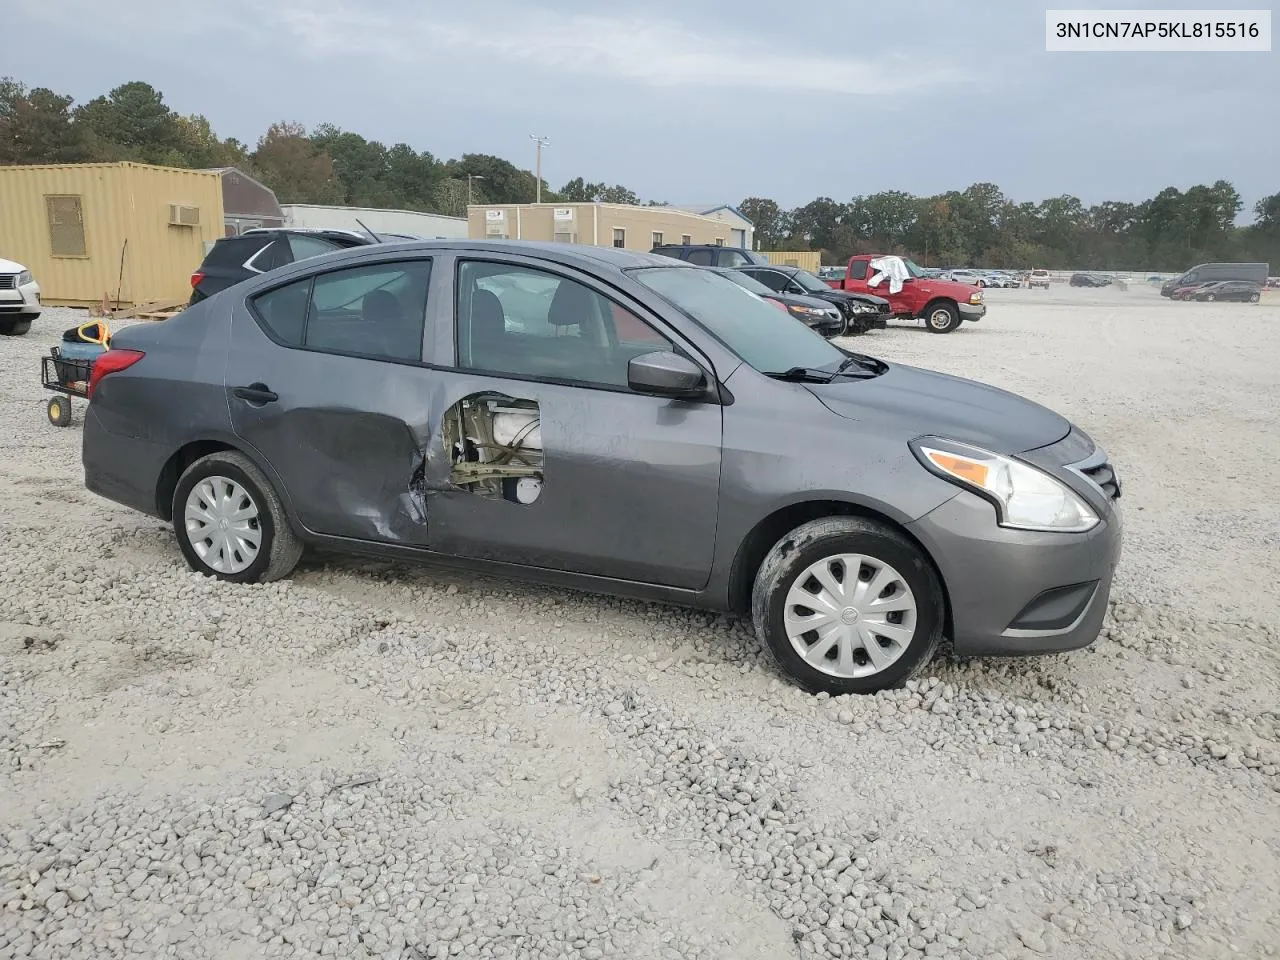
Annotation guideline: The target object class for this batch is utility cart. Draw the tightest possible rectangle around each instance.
[40,321,109,427]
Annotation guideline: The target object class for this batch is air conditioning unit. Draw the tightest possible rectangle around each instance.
[169,204,201,227]
[553,232,577,243]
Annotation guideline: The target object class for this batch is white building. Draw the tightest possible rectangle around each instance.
[670,204,755,250]
[280,204,468,239]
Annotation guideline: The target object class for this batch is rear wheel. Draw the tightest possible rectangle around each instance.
[172,451,302,583]
[924,302,961,333]
[1249,293,1260,303]
[751,516,945,695]
[46,396,72,427]
[1205,294,1216,302]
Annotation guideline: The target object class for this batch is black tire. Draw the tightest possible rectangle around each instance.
[924,302,961,334]
[1205,294,1216,302]
[1249,293,1260,303]
[172,450,302,583]
[751,516,945,695]
[1,319,33,336]
[46,396,72,427]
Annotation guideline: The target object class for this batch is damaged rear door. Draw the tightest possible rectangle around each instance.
[226,255,437,545]
[424,254,724,590]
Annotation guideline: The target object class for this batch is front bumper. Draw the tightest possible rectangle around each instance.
[906,490,1122,657]
[0,281,42,319]
[958,301,986,321]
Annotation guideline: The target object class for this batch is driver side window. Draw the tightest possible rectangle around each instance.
[456,261,673,390]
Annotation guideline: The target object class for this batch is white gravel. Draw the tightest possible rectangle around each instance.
[2,288,1278,960]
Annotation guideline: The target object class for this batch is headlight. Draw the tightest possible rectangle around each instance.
[912,438,1099,532]
[17,270,33,286]
[788,305,826,317]
[969,292,983,304]
[853,303,876,314]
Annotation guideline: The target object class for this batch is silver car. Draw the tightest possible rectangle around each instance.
[82,241,1123,695]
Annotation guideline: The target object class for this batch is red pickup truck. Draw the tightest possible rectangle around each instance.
[825,255,987,333]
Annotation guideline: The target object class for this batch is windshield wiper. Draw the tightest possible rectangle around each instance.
[835,354,887,376]
[764,366,837,383]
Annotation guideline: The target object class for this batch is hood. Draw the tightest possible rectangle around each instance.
[815,289,890,308]
[765,291,840,312]
[887,277,982,301]
[805,361,1070,454]
[0,258,28,274]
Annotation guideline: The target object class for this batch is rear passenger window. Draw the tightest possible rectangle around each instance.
[249,260,432,362]
[686,250,714,266]
[720,251,750,268]
[306,262,432,361]
[252,278,310,345]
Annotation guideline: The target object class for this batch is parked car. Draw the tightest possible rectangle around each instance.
[81,240,1122,696]
[825,255,986,333]
[650,244,768,268]
[1190,280,1262,303]
[1069,273,1111,287]
[0,256,42,336]
[733,264,890,334]
[712,268,845,337]
[816,266,847,281]
[980,272,1018,288]
[1160,262,1268,298]
[1265,277,1280,289]
[1027,269,1051,289]
[1170,281,1213,301]
[189,229,377,304]
[946,269,983,286]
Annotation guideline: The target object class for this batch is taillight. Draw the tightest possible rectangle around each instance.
[190,271,205,289]
[767,298,788,312]
[88,349,145,398]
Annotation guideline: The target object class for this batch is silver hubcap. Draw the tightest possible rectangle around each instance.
[184,476,262,574]
[930,310,951,329]
[784,553,918,679]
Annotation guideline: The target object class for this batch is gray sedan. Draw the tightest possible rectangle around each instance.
[82,241,1123,695]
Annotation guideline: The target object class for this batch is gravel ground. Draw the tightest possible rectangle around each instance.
[2,288,1278,960]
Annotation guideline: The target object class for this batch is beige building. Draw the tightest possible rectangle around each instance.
[0,161,224,306]
[466,203,747,252]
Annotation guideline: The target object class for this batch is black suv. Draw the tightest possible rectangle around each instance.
[189,229,375,304]
[650,244,768,268]
[736,264,891,335]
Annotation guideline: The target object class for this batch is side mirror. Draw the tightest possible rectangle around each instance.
[628,351,707,399]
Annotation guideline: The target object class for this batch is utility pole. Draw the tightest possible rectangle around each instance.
[467,174,485,205]
[529,134,551,203]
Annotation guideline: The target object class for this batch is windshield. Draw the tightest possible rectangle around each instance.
[632,266,845,373]
[721,270,778,297]
[901,258,926,278]
[791,271,831,293]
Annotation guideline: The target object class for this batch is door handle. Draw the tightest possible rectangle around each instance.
[233,383,278,405]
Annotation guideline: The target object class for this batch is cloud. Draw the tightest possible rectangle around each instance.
[257,0,969,96]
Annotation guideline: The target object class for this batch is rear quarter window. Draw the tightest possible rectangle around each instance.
[203,237,266,268]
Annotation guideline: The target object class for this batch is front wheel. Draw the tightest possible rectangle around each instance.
[751,517,945,695]
[1249,293,1260,303]
[172,450,303,583]
[1205,294,1216,302]
[924,303,961,333]
[1,319,33,336]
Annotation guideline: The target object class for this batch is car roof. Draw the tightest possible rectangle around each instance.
[260,238,684,271]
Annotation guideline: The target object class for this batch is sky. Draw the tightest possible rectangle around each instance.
[8,0,1278,218]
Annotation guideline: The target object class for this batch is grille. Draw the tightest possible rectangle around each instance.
[0,275,16,290]
[1080,460,1121,500]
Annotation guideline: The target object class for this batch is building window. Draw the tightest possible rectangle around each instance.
[714,237,724,246]
[651,231,663,247]
[46,195,87,258]
[681,234,692,245]
[612,228,625,248]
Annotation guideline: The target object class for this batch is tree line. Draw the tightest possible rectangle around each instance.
[2,77,1277,270]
